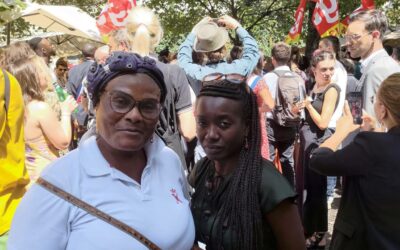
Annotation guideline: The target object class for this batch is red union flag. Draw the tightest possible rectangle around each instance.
[285,0,307,44]
[96,0,137,35]
[312,0,340,37]
[340,0,375,34]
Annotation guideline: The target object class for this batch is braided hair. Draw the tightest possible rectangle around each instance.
[197,80,264,249]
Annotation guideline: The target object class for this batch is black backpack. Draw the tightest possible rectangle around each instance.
[272,70,306,127]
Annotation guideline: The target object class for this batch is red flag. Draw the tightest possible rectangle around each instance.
[285,0,307,44]
[340,0,375,34]
[312,0,340,37]
[362,0,375,9]
[96,0,137,35]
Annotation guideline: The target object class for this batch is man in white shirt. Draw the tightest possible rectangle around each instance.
[263,42,301,188]
[345,9,400,116]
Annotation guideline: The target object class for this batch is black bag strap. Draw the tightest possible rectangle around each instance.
[37,177,161,250]
[2,69,10,113]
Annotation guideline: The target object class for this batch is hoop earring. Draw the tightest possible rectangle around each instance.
[150,136,154,143]
[244,137,249,150]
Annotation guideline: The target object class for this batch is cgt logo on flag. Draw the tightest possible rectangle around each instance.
[312,0,340,37]
[96,0,137,35]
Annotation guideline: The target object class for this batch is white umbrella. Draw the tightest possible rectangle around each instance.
[0,31,104,57]
[20,3,101,42]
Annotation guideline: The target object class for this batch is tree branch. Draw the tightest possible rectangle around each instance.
[246,2,296,32]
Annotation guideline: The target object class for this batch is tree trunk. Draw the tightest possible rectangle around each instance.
[305,1,319,60]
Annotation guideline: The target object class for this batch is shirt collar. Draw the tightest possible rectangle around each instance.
[79,134,165,177]
[360,49,385,72]
[274,65,291,71]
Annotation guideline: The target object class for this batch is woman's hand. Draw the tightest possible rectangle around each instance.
[291,102,305,114]
[360,111,378,132]
[335,101,360,136]
[304,96,312,110]
[218,15,241,30]
[60,95,78,115]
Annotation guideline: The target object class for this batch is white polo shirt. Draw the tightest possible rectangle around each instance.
[8,136,195,250]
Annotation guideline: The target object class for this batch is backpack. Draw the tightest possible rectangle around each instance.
[272,70,305,127]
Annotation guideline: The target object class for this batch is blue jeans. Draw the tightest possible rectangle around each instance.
[327,176,336,198]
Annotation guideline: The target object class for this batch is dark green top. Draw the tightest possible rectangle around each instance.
[189,158,297,250]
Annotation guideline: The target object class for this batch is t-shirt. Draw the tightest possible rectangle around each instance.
[190,158,296,249]
[0,70,29,235]
[154,61,193,166]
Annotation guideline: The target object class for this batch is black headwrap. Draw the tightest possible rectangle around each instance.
[87,52,167,107]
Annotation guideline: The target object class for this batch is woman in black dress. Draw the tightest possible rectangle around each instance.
[189,73,305,250]
[299,50,340,249]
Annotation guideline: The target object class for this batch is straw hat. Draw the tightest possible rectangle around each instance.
[193,22,229,53]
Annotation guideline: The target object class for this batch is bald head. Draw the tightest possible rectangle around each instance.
[94,45,110,64]
[82,43,97,58]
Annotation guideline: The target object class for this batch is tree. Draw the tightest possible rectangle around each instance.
[144,0,297,54]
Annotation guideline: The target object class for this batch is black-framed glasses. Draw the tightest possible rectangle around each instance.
[202,73,246,87]
[106,90,161,119]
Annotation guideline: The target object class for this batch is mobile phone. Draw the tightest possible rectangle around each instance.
[347,92,363,124]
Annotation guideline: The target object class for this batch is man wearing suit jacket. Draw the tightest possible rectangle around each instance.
[345,9,400,117]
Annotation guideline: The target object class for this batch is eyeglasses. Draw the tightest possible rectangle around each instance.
[106,90,161,119]
[344,32,372,42]
[202,73,246,87]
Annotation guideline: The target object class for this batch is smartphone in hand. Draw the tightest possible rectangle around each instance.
[347,92,363,125]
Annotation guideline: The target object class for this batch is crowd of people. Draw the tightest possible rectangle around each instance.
[1,6,400,250]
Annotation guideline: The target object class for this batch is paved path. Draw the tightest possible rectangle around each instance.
[326,190,341,249]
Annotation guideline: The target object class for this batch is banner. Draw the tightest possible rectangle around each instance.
[285,0,307,44]
[340,0,375,34]
[96,0,137,36]
[312,0,340,37]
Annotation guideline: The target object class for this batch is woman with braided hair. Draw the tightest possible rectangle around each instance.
[189,73,305,250]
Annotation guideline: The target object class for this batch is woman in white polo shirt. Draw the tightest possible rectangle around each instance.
[8,52,195,250]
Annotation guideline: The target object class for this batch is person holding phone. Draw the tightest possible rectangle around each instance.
[298,50,340,249]
[310,73,400,249]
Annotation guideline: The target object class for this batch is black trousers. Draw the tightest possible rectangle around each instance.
[300,124,332,236]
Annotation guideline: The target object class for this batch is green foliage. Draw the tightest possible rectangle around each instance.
[2,0,400,53]
[0,0,26,25]
[144,0,297,54]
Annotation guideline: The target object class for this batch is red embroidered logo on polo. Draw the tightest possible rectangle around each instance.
[170,189,182,204]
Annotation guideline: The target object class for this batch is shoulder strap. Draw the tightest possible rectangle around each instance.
[2,69,10,113]
[36,177,161,250]
[249,76,261,90]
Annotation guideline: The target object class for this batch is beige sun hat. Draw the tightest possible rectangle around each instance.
[193,22,229,53]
